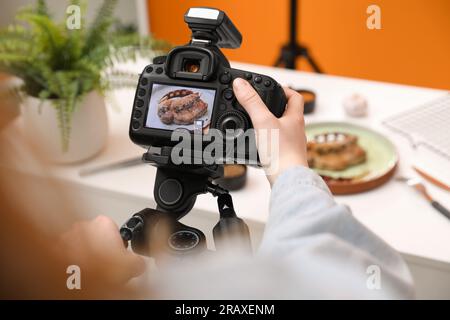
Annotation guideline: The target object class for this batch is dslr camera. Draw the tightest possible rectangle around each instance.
[129,7,286,163]
[122,8,287,256]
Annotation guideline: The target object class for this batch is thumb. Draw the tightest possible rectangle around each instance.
[233,78,273,128]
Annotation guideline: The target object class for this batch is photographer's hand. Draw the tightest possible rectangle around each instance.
[60,215,146,286]
[233,78,308,185]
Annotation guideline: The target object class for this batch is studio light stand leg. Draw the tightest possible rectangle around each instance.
[274,0,323,73]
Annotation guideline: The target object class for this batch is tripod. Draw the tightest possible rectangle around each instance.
[274,0,322,72]
[120,146,252,258]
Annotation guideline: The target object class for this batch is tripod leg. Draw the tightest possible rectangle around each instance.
[303,51,323,73]
[274,53,285,68]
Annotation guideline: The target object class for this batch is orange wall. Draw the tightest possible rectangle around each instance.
[148,0,450,90]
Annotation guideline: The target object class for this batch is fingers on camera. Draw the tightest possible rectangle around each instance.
[283,87,304,119]
[233,78,273,126]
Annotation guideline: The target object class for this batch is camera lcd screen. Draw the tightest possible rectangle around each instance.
[145,83,216,132]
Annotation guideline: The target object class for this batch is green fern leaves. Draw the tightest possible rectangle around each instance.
[0,0,168,151]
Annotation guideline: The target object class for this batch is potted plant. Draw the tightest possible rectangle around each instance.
[0,0,168,163]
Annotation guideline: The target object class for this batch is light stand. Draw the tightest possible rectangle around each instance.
[274,0,322,72]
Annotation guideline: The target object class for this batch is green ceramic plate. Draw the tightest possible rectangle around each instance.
[305,122,398,181]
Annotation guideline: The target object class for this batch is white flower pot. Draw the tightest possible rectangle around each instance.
[21,91,108,163]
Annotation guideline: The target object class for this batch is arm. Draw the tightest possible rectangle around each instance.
[260,166,414,298]
[233,79,414,299]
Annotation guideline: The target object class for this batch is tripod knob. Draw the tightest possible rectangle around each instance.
[120,215,144,241]
[158,178,183,206]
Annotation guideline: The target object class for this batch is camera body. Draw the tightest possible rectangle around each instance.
[129,8,286,162]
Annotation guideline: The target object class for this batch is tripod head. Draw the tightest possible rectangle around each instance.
[120,146,251,258]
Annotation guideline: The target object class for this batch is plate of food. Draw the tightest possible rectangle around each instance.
[305,122,398,194]
[146,84,215,132]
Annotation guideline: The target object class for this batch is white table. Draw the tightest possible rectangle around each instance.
[5,61,450,298]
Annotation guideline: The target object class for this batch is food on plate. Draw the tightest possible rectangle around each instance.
[157,89,208,125]
[307,132,366,171]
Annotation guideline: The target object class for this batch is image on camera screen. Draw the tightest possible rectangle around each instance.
[145,83,216,132]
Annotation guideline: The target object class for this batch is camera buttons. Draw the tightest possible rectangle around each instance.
[219,72,232,84]
[138,89,146,97]
[136,99,144,107]
[245,72,252,80]
[140,78,148,86]
[223,88,234,100]
[132,120,140,130]
[264,80,272,87]
[145,66,153,73]
[134,110,142,119]
[254,76,262,84]
[156,67,163,74]
[216,111,248,138]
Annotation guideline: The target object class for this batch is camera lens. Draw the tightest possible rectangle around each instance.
[183,59,201,73]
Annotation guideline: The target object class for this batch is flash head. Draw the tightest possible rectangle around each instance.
[184,7,242,49]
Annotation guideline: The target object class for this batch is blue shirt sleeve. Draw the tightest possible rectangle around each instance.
[258,166,415,299]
